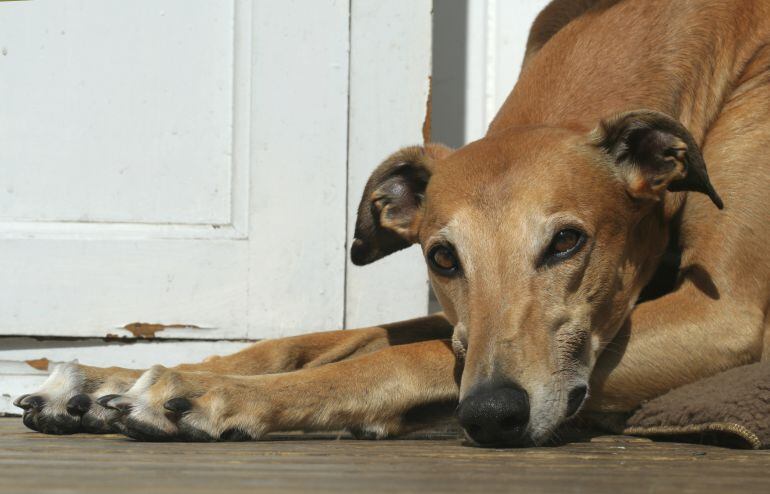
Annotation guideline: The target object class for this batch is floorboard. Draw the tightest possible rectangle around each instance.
[0,418,768,493]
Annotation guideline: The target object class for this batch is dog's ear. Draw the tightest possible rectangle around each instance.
[594,109,723,209]
[351,144,452,266]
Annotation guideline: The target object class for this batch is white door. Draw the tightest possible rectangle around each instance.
[0,0,432,413]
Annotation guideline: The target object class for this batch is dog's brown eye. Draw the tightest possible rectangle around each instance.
[546,228,585,263]
[552,230,580,253]
[428,245,459,276]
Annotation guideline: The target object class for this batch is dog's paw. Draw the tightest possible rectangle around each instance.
[13,362,126,434]
[97,366,265,442]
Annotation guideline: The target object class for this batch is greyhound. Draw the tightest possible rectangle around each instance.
[14,0,770,446]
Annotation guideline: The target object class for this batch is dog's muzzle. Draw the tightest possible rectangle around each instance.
[456,382,530,446]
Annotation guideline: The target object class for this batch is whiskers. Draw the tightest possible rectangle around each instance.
[595,336,626,357]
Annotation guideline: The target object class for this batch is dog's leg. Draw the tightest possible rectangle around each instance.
[175,313,453,374]
[15,314,453,434]
[587,281,764,413]
[96,339,460,441]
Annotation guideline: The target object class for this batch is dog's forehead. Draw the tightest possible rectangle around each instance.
[425,127,606,228]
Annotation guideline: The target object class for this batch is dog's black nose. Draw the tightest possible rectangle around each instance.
[457,383,529,446]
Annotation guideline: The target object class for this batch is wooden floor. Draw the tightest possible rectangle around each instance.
[1,418,768,494]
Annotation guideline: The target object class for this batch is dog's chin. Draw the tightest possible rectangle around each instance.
[463,432,537,448]
[461,426,553,448]
[525,416,566,446]
[460,414,564,448]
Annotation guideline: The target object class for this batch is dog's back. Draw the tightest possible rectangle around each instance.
[496,0,770,139]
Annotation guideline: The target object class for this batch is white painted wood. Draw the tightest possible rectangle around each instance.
[0,239,251,339]
[0,0,351,340]
[492,1,552,112]
[0,0,437,408]
[344,0,433,328]
[465,0,494,144]
[244,0,350,338]
[465,0,551,143]
[0,0,235,227]
[0,338,253,369]
[0,338,252,414]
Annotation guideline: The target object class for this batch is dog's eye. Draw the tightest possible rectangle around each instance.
[545,229,585,262]
[427,245,460,276]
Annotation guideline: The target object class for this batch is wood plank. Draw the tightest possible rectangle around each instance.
[246,0,350,338]
[0,0,236,225]
[0,419,768,494]
[465,0,551,143]
[345,0,432,328]
[0,239,251,339]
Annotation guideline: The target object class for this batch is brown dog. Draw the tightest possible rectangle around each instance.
[15,0,770,446]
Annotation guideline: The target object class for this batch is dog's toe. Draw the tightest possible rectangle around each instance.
[15,362,123,435]
[65,394,92,416]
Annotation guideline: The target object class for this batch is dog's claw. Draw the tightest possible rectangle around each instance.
[13,394,30,409]
[163,397,192,415]
[95,394,120,408]
[16,395,45,411]
[66,394,92,416]
[96,394,133,413]
[220,428,253,441]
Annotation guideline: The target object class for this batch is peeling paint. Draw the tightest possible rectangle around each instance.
[422,75,433,144]
[25,358,50,371]
[121,322,202,339]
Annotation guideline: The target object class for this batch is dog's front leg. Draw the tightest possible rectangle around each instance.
[98,339,460,441]
[15,314,453,435]
[587,281,764,413]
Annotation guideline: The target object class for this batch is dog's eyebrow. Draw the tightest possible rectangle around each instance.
[548,214,590,239]
[434,225,455,243]
[425,218,461,248]
[423,218,471,269]
[528,213,585,251]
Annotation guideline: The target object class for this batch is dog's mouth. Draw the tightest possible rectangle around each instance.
[457,376,590,448]
[461,428,537,448]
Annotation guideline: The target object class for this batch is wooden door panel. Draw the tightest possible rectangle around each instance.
[0,0,352,340]
[0,0,236,225]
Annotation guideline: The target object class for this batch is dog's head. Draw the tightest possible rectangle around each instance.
[352,110,722,446]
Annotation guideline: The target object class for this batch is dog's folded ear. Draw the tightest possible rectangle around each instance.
[351,144,452,266]
[594,109,723,209]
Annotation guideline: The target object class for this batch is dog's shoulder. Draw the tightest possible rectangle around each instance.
[523,0,622,68]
